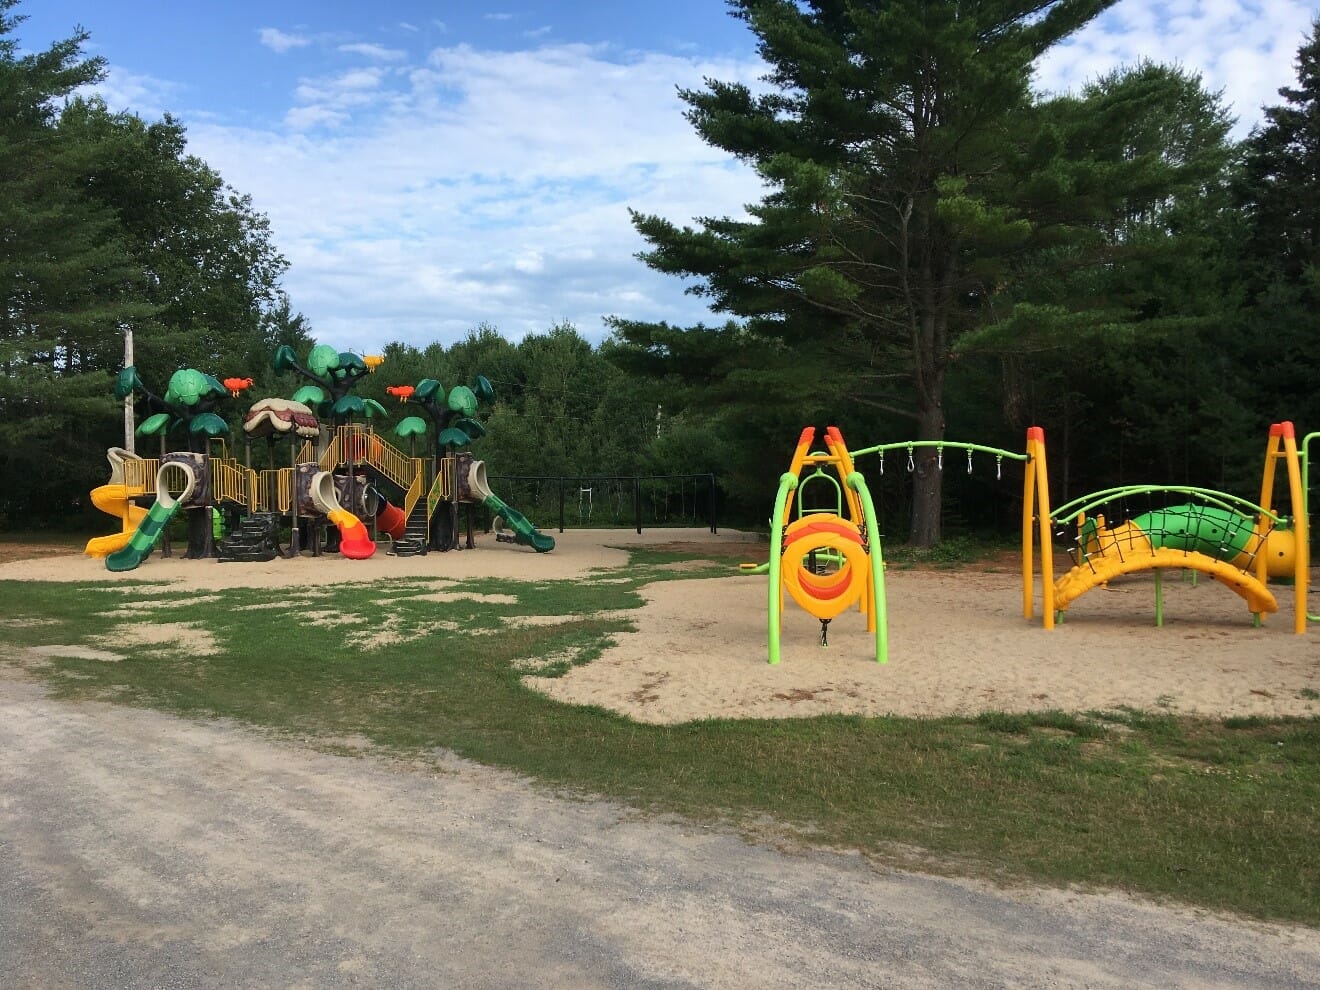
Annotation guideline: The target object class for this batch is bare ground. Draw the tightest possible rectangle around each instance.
[2,674,1319,989]
[2,530,1319,986]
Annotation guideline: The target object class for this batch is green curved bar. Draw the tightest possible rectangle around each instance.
[851,439,1030,462]
[1053,485,1281,526]
[766,472,799,666]
[847,471,888,664]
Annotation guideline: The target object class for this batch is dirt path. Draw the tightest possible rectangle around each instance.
[2,677,1317,989]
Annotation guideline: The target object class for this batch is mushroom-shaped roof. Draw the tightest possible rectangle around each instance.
[243,397,321,439]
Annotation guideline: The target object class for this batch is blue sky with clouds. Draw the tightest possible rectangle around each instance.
[16,1,1318,354]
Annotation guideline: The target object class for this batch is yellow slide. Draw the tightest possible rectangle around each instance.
[85,448,150,558]
[85,484,150,558]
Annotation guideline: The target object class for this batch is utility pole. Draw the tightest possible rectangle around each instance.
[123,326,135,454]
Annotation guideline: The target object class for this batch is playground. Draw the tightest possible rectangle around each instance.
[5,527,1316,722]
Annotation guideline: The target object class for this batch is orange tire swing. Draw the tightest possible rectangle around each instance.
[780,515,870,621]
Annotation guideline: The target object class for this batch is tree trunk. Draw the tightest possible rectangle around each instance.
[907,397,946,547]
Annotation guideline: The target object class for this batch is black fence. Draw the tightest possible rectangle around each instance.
[485,474,718,534]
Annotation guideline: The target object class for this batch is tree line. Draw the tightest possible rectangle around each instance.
[2,0,1317,543]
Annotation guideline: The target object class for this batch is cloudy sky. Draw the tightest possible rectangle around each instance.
[19,1,1318,354]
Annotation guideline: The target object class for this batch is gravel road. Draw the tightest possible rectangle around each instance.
[2,676,1317,989]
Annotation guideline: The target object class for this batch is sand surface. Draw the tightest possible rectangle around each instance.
[2,528,1316,723]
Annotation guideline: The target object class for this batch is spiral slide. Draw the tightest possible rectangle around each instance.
[85,448,150,558]
[309,472,377,559]
[105,462,197,572]
[85,485,149,558]
[464,459,555,553]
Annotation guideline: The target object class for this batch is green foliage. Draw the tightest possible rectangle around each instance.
[137,412,172,437]
[616,1,1250,545]
[0,2,304,524]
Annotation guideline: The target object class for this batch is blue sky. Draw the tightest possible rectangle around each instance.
[16,1,1319,355]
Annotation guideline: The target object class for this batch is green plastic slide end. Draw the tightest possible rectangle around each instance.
[483,493,555,553]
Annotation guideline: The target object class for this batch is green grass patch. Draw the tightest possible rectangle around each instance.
[2,553,1317,927]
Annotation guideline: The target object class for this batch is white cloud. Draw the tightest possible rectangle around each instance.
[188,43,767,351]
[338,42,407,61]
[287,67,391,129]
[258,27,311,54]
[184,7,1313,354]
[1035,0,1315,135]
[86,66,180,118]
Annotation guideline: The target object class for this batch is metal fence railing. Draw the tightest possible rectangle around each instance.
[485,474,719,534]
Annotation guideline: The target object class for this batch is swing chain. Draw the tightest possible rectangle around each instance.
[906,445,915,472]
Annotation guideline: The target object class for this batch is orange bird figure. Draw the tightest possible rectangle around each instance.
[223,376,255,398]
[385,385,415,403]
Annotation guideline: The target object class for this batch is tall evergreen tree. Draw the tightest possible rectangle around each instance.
[0,1,303,523]
[615,0,1232,544]
[1234,19,1320,434]
[0,1,150,517]
[56,97,291,385]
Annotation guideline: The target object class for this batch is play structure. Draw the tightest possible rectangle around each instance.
[1033,421,1310,635]
[745,427,887,665]
[752,422,1312,663]
[86,356,555,571]
[104,460,199,572]
[84,448,149,559]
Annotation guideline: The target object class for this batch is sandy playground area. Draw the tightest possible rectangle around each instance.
[1,527,1316,723]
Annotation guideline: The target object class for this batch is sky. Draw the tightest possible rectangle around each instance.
[16,1,1319,356]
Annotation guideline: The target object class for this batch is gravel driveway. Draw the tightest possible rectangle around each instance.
[2,676,1317,989]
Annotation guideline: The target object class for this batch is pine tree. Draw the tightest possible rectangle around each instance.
[1234,19,1320,432]
[616,0,1235,544]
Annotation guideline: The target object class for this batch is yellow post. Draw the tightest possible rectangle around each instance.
[1280,423,1308,634]
[1256,423,1282,592]
[1023,427,1054,628]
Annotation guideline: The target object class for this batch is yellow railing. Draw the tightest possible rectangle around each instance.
[401,468,424,529]
[212,459,255,508]
[257,469,294,513]
[327,424,426,519]
[427,458,455,519]
[123,458,159,496]
[120,434,432,529]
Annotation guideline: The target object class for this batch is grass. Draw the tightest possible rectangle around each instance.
[1,550,1317,927]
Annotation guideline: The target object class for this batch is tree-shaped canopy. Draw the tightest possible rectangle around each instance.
[399,375,493,455]
[116,366,231,447]
[274,344,379,425]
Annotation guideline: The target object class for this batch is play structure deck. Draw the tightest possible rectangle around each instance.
[87,423,554,569]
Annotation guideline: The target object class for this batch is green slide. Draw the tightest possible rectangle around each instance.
[106,462,197,572]
[483,493,555,553]
[462,457,554,552]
